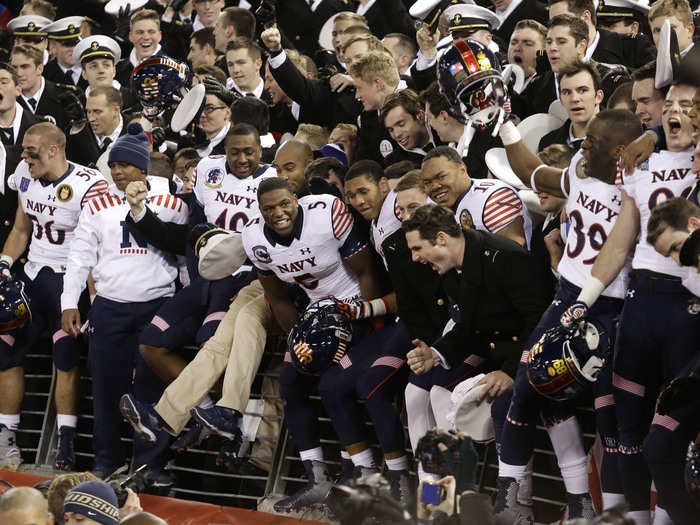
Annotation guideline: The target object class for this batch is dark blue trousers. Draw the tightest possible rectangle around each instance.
[88,296,170,470]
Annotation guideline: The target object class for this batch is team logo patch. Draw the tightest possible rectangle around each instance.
[293,341,313,365]
[14,303,27,317]
[19,177,30,192]
[204,168,224,189]
[379,139,393,157]
[56,184,73,202]
[252,245,272,264]
[459,209,474,229]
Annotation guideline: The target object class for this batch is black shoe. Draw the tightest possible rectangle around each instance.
[216,435,250,470]
[55,426,76,471]
[567,492,595,520]
[273,460,334,512]
[119,394,165,443]
[171,420,212,452]
[190,405,242,441]
[337,457,355,485]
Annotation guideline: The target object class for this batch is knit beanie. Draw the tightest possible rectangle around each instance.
[63,480,119,525]
[108,122,151,173]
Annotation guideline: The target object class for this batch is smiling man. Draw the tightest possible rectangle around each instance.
[273,139,314,195]
[380,89,432,166]
[116,10,163,87]
[631,62,666,128]
[539,61,604,152]
[0,122,107,472]
[225,38,264,98]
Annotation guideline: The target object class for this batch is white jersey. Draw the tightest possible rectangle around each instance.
[61,177,189,310]
[193,155,276,232]
[10,161,108,280]
[558,151,630,298]
[243,194,365,303]
[371,190,402,268]
[452,179,532,247]
[622,147,697,278]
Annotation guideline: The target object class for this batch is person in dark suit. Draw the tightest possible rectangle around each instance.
[403,204,550,381]
[261,26,362,132]
[0,63,43,148]
[380,89,433,167]
[493,0,549,47]
[275,0,347,57]
[0,144,23,251]
[548,0,655,69]
[10,44,72,131]
[42,16,89,91]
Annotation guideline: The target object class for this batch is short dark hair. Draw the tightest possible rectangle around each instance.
[220,7,256,40]
[607,81,634,110]
[195,64,227,85]
[227,122,260,144]
[384,160,416,180]
[149,152,172,179]
[394,170,426,193]
[548,14,589,46]
[558,61,602,92]
[419,81,464,123]
[191,27,215,50]
[226,37,263,61]
[402,203,462,242]
[231,96,270,135]
[305,157,347,182]
[258,176,294,198]
[380,89,422,126]
[0,62,19,85]
[383,32,417,58]
[594,108,644,145]
[647,197,700,246]
[345,159,385,183]
[173,147,200,165]
[423,145,463,166]
[549,0,597,25]
[88,85,122,108]
[631,60,656,82]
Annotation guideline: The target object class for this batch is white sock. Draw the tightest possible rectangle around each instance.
[56,414,77,429]
[518,458,534,505]
[405,384,435,451]
[499,459,529,483]
[385,455,408,471]
[351,448,375,468]
[628,510,651,525]
[547,417,588,494]
[429,385,453,430]
[652,507,673,525]
[602,492,625,510]
[299,447,324,462]
[341,450,350,460]
[198,395,214,409]
[0,413,20,431]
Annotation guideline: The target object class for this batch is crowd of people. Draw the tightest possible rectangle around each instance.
[0,0,698,523]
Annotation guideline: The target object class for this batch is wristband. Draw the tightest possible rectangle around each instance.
[576,276,605,307]
[368,297,389,317]
[529,164,547,192]
[498,120,521,146]
[0,254,13,267]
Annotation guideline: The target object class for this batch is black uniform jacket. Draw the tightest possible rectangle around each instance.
[382,228,450,342]
[432,228,551,376]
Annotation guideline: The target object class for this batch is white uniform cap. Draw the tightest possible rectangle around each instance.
[43,16,84,41]
[7,15,52,37]
[444,4,500,32]
[73,35,121,65]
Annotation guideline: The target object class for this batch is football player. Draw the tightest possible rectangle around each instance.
[243,177,412,510]
[0,122,108,471]
[561,83,700,524]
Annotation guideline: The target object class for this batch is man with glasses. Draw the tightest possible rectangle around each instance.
[196,91,231,157]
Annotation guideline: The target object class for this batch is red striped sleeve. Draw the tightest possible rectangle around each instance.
[331,198,353,239]
[156,195,163,206]
[81,180,109,207]
[98,195,108,210]
[164,195,171,209]
[482,186,523,232]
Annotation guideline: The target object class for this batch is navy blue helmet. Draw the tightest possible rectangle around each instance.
[0,279,31,332]
[131,56,190,121]
[527,321,609,401]
[437,39,507,129]
[287,302,353,374]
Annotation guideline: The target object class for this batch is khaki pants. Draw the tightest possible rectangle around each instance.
[155,279,271,434]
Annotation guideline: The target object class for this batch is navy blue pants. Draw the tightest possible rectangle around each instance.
[644,358,700,525]
[0,267,85,371]
[499,278,623,494]
[612,270,700,511]
[88,296,170,470]
[280,319,410,454]
[139,273,253,349]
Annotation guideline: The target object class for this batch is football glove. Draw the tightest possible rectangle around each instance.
[560,301,588,328]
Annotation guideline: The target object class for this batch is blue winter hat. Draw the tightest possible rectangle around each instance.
[108,122,151,173]
[63,481,119,525]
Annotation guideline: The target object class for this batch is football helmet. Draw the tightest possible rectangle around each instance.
[0,279,31,332]
[131,56,190,121]
[686,440,700,508]
[287,302,353,374]
[527,321,609,401]
[437,39,507,131]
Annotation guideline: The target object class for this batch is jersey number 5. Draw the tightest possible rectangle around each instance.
[293,273,319,290]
